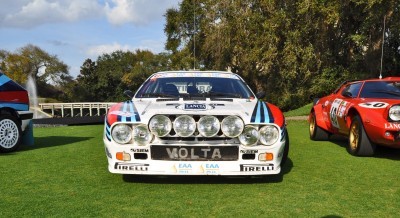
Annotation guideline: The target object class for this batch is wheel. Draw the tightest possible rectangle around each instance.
[347,115,375,156]
[280,128,289,166]
[309,112,329,140]
[0,115,22,152]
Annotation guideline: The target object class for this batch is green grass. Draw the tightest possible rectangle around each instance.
[284,103,312,117]
[1,122,400,217]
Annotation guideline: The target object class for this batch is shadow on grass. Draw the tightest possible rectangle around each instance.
[18,136,93,152]
[329,136,400,161]
[122,158,293,184]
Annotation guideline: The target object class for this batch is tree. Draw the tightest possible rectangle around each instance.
[164,0,400,110]
[0,44,72,99]
[69,50,173,102]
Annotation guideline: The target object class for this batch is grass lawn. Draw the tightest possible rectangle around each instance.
[1,121,400,217]
[284,103,312,117]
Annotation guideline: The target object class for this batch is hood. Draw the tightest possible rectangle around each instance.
[106,98,285,128]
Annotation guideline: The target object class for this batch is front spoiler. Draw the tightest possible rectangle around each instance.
[104,138,286,176]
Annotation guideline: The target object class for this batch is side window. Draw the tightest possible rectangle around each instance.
[341,82,362,98]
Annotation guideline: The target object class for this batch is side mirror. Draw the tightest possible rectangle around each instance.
[342,91,352,98]
[124,90,134,99]
[256,91,265,99]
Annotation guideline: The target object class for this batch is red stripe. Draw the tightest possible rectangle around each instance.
[0,91,29,105]
[106,102,124,126]
[266,103,285,128]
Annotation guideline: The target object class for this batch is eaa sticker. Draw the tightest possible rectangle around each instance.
[358,102,389,109]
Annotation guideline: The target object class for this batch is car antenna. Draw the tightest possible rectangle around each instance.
[379,15,386,79]
[192,0,196,70]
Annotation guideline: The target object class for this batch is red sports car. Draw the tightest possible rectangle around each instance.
[309,77,400,156]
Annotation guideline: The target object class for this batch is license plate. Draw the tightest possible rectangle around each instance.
[151,145,238,161]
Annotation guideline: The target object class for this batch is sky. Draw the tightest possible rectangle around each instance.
[0,0,181,78]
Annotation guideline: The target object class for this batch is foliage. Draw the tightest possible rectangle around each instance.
[66,50,173,102]
[0,44,72,99]
[164,0,400,110]
[1,123,400,217]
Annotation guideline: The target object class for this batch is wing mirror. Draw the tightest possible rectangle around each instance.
[342,91,353,98]
[256,91,265,99]
[124,90,134,99]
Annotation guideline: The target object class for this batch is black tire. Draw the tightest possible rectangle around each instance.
[0,115,22,152]
[309,112,329,140]
[280,128,289,167]
[347,115,375,156]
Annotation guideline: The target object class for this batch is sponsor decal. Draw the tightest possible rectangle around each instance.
[166,147,222,160]
[176,163,193,174]
[184,103,207,110]
[114,163,149,171]
[240,150,258,154]
[153,72,239,79]
[240,164,274,172]
[330,98,349,128]
[131,148,149,153]
[359,102,389,109]
[200,163,220,175]
[109,111,135,117]
[384,123,400,130]
[250,101,274,124]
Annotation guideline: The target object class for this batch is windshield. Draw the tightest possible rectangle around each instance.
[135,73,254,99]
[359,81,400,99]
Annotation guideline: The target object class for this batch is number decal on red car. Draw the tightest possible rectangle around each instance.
[358,102,388,109]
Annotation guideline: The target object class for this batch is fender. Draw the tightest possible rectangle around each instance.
[311,103,330,132]
[266,102,285,128]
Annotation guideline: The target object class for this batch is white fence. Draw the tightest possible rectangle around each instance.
[39,102,116,117]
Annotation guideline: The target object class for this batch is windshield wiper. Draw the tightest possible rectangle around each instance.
[141,93,179,98]
[208,92,242,98]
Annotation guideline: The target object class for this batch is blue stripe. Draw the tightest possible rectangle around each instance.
[0,103,29,111]
[121,102,128,122]
[128,101,136,122]
[261,102,270,123]
[280,126,286,142]
[105,119,111,141]
[255,101,261,123]
[134,102,140,121]
[0,74,11,87]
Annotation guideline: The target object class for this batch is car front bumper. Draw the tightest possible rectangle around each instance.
[103,138,287,176]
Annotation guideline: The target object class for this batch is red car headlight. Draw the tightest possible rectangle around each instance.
[389,105,400,121]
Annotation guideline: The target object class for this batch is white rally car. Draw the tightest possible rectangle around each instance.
[103,71,289,176]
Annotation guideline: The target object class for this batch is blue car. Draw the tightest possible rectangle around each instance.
[0,71,33,152]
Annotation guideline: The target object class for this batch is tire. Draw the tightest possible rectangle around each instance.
[347,115,375,156]
[280,128,289,167]
[309,112,329,140]
[0,115,22,153]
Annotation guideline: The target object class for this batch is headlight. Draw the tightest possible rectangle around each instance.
[389,105,400,121]
[239,125,259,146]
[198,115,220,137]
[149,115,172,137]
[221,115,244,138]
[174,115,196,137]
[111,124,132,144]
[259,125,279,145]
[132,124,153,146]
